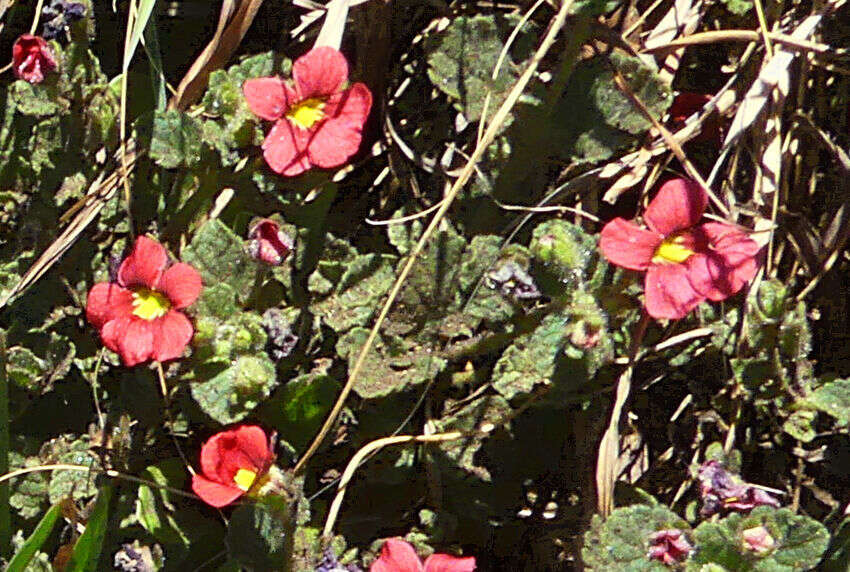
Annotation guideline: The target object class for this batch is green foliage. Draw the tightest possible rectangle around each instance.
[336,328,447,399]
[66,483,113,571]
[225,501,295,571]
[721,0,753,14]
[802,378,850,425]
[183,219,259,303]
[691,507,829,571]
[148,109,204,169]
[189,354,277,424]
[582,504,690,570]
[6,504,62,572]
[551,52,672,164]
[426,15,535,123]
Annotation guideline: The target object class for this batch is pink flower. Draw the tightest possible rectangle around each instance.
[247,218,293,265]
[370,538,475,572]
[12,34,57,84]
[86,236,202,366]
[191,425,275,508]
[741,526,775,555]
[243,47,372,176]
[698,460,781,516]
[647,529,692,565]
[599,178,761,319]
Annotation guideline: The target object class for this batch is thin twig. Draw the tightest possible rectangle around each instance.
[322,432,463,537]
[293,0,578,475]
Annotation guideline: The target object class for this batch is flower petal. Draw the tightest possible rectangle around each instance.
[423,554,477,572]
[645,263,705,320]
[599,218,661,271]
[243,76,290,121]
[86,283,134,328]
[113,318,154,366]
[644,178,707,236]
[689,222,761,300]
[118,236,168,289]
[191,474,244,508]
[232,425,274,469]
[100,316,131,353]
[160,263,202,309]
[200,425,272,485]
[292,46,348,99]
[308,83,372,169]
[262,119,312,176]
[150,311,193,363]
[370,538,424,572]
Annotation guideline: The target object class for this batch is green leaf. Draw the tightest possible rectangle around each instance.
[691,507,829,571]
[550,52,671,164]
[804,378,850,424]
[148,109,204,169]
[225,502,294,571]
[6,503,62,572]
[190,355,278,424]
[9,82,67,117]
[183,219,259,303]
[336,328,447,399]
[720,0,753,15]
[259,362,338,451]
[8,452,48,520]
[582,504,690,570]
[530,219,603,296]
[426,15,534,123]
[136,461,190,549]
[66,483,114,572]
[436,395,512,481]
[310,253,397,333]
[47,437,97,504]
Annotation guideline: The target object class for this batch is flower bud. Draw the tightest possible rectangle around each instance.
[247,218,293,266]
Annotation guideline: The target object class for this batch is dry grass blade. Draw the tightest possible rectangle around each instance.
[0,143,139,309]
[2,1,264,309]
[293,0,579,475]
[720,11,830,153]
[596,314,649,516]
[313,0,351,50]
[169,0,264,111]
[644,0,702,85]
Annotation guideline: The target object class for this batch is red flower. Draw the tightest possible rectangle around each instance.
[12,34,57,84]
[247,218,293,265]
[242,46,372,176]
[86,236,202,366]
[647,529,692,565]
[370,538,475,572]
[191,425,275,508]
[599,178,761,319]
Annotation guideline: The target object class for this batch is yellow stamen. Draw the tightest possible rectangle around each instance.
[652,235,694,264]
[286,97,326,129]
[131,288,171,320]
[233,468,257,492]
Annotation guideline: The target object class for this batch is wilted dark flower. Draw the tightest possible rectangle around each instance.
[487,261,541,300]
[41,0,86,40]
[697,460,781,516]
[647,529,692,565]
[113,542,160,572]
[262,308,299,360]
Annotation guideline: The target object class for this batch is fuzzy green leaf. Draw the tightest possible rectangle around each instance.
[149,109,204,169]
[190,354,278,424]
[183,219,258,303]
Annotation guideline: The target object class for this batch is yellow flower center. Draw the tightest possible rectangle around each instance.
[233,468,258,492]
[286,97,326,130]
[652,235,694,264]
[131,288,171,320]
